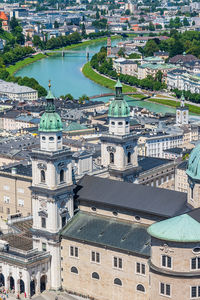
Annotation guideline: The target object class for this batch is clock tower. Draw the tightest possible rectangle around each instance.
[100,79,138,181]
[30,83,74,290]
[176,93,189,125]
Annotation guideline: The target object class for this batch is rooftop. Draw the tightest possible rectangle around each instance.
[76,175,188,218]
[61,211,150,257]
[148,208,200,243]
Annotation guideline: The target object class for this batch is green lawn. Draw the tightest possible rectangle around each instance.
[7,53,47,75]
[82,62,138,94]
[148,98,200,115]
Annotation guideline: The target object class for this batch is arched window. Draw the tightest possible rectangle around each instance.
[71,267,78,274]
[41,170,45,183]
[127,152,131,164]
[137,284,145,292]
[49,136,54,141]
[118,122,123,126]
[42,136,46,140]
[110,152,114,164]
[111,121,115,125]
[92,272,99,280]
[114,278,122,286]
[57,136,61,140]
[60,169,64,183]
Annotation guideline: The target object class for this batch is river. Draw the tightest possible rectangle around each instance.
[15,38,177,115]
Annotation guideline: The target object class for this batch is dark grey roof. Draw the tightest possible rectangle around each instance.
[61,211,150,257]
[187,208,200,223]
[177,161,187,170]
[2,164,32,177]
[76,175,188,218]
[138,156,172,173]
[163,147,183,155]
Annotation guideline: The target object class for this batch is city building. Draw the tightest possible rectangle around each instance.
[176,93,189,126]
[167,69,200,93]
[0,80,38,101]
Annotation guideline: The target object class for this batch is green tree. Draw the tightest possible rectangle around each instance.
[118,48,125,57]
[183,17,189,27]
[144,40,159,56]
[155,70,163,82]
[149,22,155,31]
[125,9,131,15]
[81,23,86,37]
[54,20,59,28]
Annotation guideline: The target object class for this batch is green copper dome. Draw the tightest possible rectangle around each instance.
[148,214,200,242]
[108,79,130,118]
[39,83,63,132]
[186,144,200,180]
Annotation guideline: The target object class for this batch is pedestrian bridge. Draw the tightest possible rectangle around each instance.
[89,92,147,100]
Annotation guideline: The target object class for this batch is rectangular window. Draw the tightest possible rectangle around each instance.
[18,199,24,207]
[3,196,10,204]
[41,217,46,228]
[160,282,171,296]
[3,185,9,191]
[70,246,78,258]
[113,257,122,269]
[161,255,172,268]
[6,208,10,214]
[42,243,47,252]
[191,286,200,298]
[91,251,100,263]
[136,262,145,275]
[17,188,24,194]
[191,257,200,270]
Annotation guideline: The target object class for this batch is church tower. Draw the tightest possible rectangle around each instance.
[176,93,189,125]
[107,36,111,57]
[100,79,138,181]
[30,83,74,290]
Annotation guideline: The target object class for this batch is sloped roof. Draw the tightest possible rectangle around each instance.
[148,212,200,242]
[76,175,188,218]
[61,211,151,257]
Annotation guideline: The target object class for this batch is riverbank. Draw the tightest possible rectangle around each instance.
[7,35,121,76]
[148,98,200,115]
[82,62,200,115]
[6,53,48,75]
[82,61,145,97]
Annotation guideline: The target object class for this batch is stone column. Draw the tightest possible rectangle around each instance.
[36,271,41,294]
[24,272,30,299]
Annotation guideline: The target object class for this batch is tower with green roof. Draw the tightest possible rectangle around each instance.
[30,82,74,291]
[186,143,200,207]
[100,79,138,181]
[39,82,63,151]
[176,92,189,125]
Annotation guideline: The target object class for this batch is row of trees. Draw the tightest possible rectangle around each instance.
[90,47,166,91]
[0,46,34,66]
[173,89,200,104]
[141,30,200,58]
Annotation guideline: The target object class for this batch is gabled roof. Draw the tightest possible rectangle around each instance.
[76,175,188,218]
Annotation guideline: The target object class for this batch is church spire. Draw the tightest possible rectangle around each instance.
[180,92,185,108]
[115,78,123,100]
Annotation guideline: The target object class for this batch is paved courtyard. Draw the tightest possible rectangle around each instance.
[0,291,87,300]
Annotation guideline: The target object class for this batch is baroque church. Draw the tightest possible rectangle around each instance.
[0,81,199,299]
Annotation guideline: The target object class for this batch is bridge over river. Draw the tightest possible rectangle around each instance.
[89,92,150,100]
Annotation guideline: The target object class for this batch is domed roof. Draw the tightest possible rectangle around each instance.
[39,111,63,132]
[148,214,200,242]
[186,143,200,180]
[108,78,130,118]
[39,82,63,132]
[108,99,130,118]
